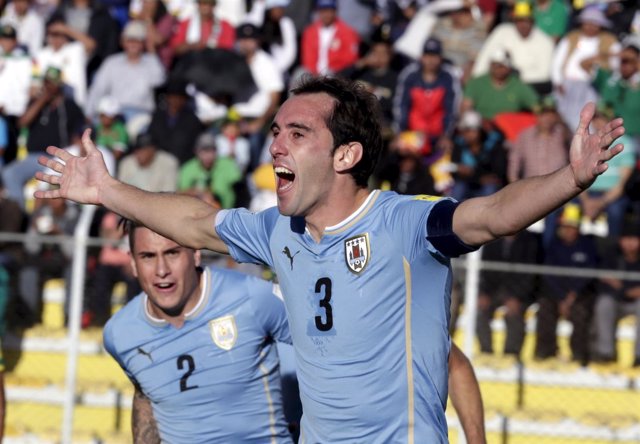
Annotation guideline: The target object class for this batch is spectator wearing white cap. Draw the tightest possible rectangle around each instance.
[472,2,555,96]
[462,48,539,120]
[94,96,128,161]
[86,20,166,124]
[551,6,621,130]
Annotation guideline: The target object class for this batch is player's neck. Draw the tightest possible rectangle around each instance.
[305,187,372,242]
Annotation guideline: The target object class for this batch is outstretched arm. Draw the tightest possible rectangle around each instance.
[453,102,625,246]
[449,344,486,444]
[132,387,161,444]
[35,130,228,253]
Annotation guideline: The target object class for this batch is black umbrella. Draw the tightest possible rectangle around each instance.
[172,48,257,105]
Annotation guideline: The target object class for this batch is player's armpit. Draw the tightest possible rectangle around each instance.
[132,387,161,444]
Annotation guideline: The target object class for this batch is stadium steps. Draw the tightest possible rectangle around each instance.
[453,304,640,443]
[3,280,133,442]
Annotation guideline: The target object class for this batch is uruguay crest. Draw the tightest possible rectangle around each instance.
[209,315,237,351]
[344,233,370,274]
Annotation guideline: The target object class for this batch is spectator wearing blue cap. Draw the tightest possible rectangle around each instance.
[393,37,459,157]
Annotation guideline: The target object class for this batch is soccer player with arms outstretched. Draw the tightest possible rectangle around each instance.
[38,76,624,443]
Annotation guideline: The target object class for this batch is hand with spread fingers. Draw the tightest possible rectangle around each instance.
[569,102,625,190]
[34,129,113,205]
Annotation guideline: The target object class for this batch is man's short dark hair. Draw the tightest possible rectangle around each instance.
[290,75,383,187]
[119,218,141,252]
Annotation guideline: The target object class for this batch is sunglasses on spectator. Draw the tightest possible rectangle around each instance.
[47,31,65,37]
[620,57,637,64]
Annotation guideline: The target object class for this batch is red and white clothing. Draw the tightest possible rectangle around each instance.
[170,15,235,51]
[301,18,359,75]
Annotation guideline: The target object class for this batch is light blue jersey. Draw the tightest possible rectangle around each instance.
[216,190,475,443]
[103,266,293,443]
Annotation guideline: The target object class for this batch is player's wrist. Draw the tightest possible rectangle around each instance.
[99,175,124,207]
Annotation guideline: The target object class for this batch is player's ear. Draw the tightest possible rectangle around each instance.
[194,250,201,267]
[129,252,139,278]
[334,141,363,173]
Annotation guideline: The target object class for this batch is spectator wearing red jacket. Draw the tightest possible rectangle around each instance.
[169,0,235,58]
[300,0,360,76]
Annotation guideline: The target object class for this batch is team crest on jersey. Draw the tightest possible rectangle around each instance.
[209,315,237,351]
[344,233,370,274]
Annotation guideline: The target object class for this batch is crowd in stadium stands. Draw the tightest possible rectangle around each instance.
[0,0,638,370]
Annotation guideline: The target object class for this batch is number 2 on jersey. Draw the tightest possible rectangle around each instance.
[177,354,199,392]
[314,277,333,331]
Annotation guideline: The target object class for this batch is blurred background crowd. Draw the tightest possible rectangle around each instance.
[0,0,638,367]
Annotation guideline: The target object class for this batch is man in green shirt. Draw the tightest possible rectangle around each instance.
[463,49,539,120]
[178,132,242,209]
[592,41,640,139]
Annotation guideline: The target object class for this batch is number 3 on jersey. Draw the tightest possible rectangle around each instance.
[315,277,333,331]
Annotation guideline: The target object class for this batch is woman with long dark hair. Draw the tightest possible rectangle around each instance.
[258,0,297,78]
